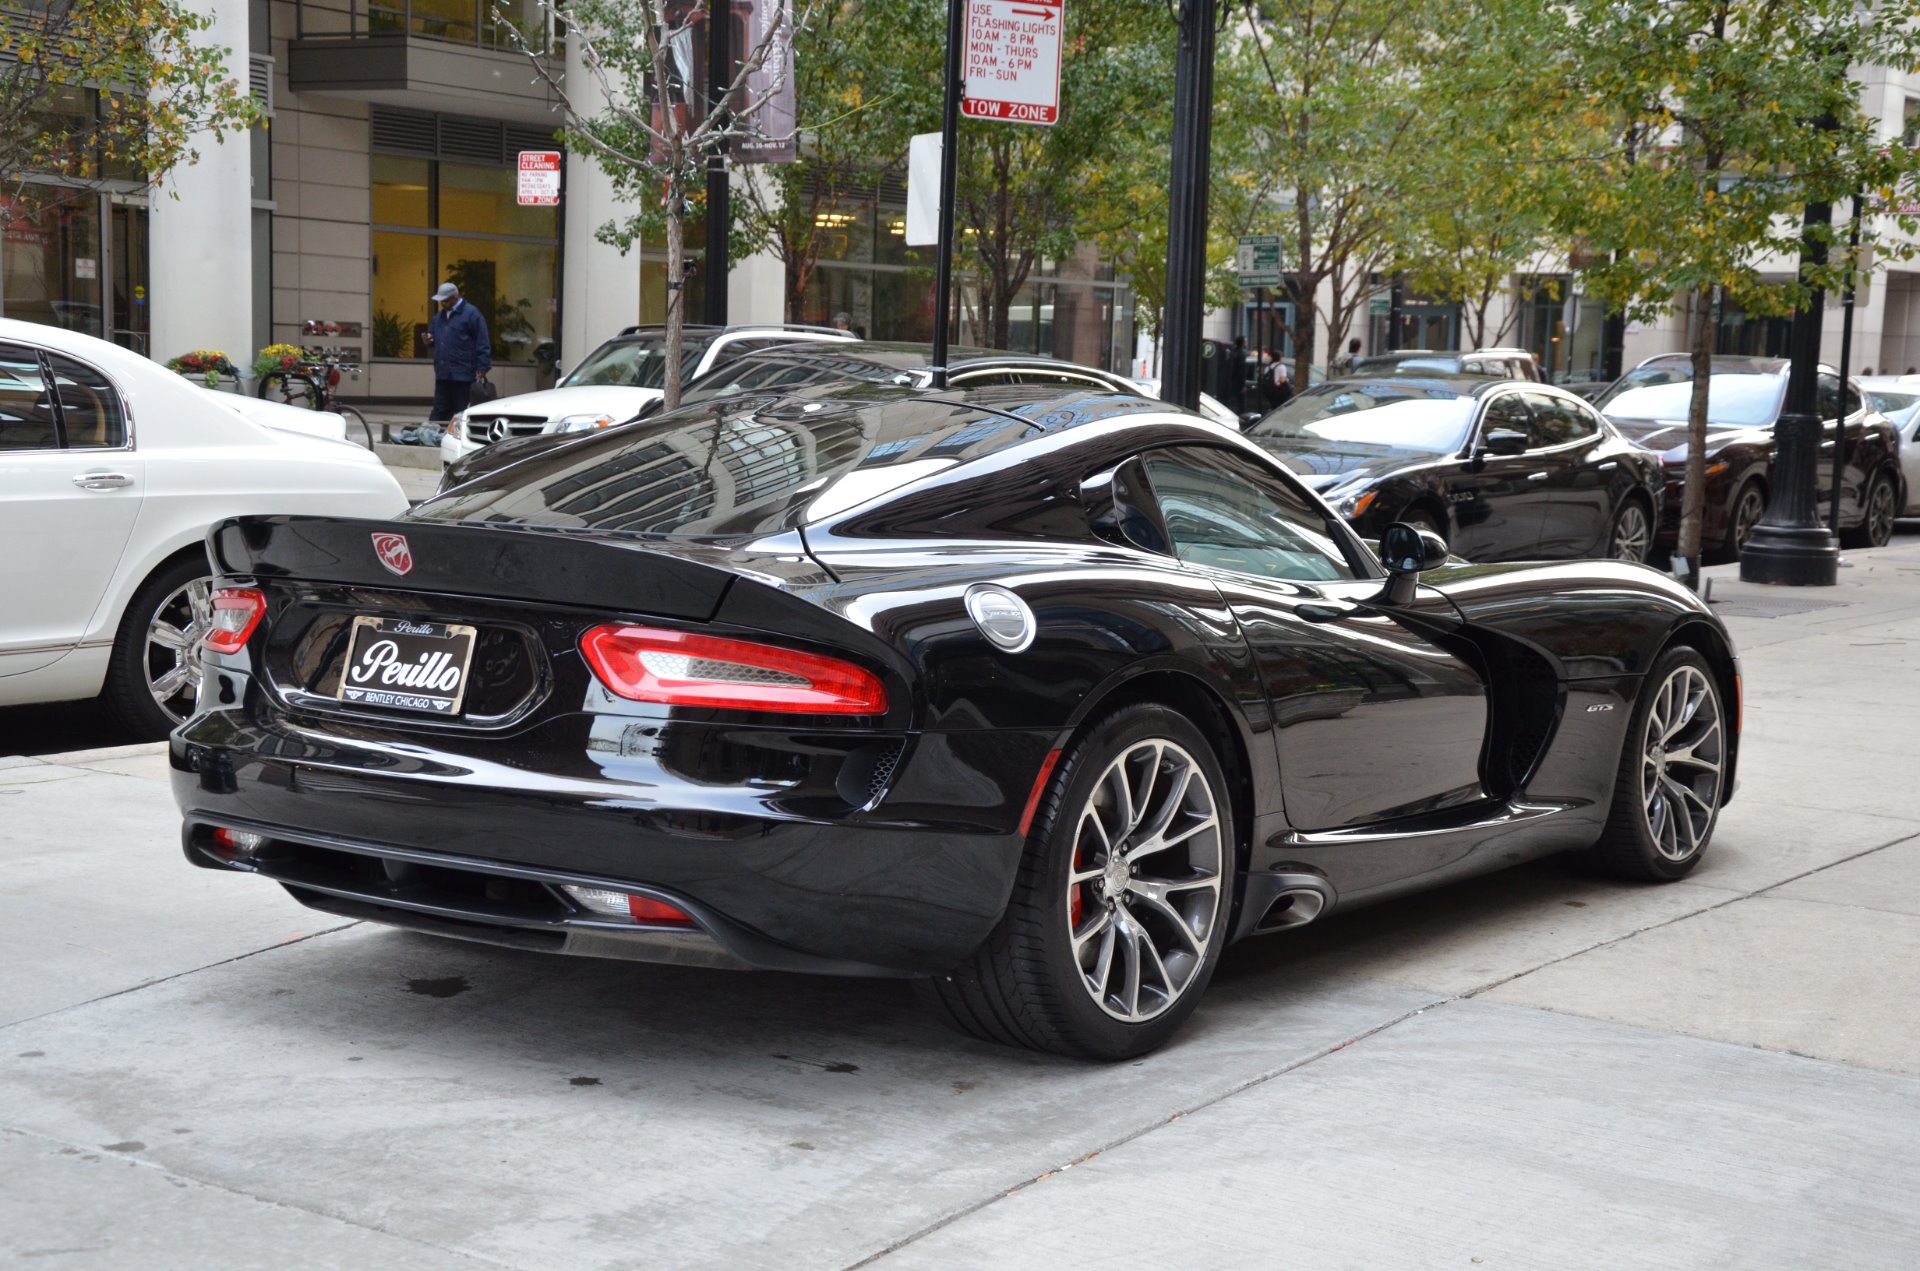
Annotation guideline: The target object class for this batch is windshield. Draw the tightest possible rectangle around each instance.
[560,335,706,390]
[1247,384,1477,453]
[1595,369,1785,426]
[1869,390,1919,417]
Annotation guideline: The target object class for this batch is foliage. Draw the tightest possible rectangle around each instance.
[0,0,259,205]
[371,309,410,359]
[164,349,236,387]
[254,342,305,378]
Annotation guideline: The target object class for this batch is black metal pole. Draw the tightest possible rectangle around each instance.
[1741,199,1839,586]
[929,0,965,389]
[1829,190,1862,536]
[702,0,731,326]
[1160,0,1217,410]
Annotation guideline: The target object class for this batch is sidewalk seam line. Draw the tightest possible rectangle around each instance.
[842,994,1449,1270]
[0,922,361,1034]
[0,1125,511,1269]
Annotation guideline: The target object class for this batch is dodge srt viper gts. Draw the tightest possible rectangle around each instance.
[173,382,1739,1059]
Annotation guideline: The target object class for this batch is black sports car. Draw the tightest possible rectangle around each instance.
[1246,376,1667,563]
[173,382,1739,1059]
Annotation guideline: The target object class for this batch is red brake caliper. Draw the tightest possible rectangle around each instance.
[1069,847,1084,927]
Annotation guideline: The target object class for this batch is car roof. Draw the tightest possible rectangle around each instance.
[1633,353,1791,376]
[1308,373,1524,399]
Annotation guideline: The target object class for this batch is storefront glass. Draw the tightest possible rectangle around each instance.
[2,188,104,340]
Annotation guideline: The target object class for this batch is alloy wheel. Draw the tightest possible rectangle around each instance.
[1866,478,1896,547]
[1066,739,1224,1023]
[144,576,213,722]
[1731,485,1766,550]
[1639,664,1724,862]
[1611,502,1651,562]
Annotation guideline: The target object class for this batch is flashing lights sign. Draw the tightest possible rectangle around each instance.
[961,1,1063,127]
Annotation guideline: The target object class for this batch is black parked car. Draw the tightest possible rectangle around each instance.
[1594,355,1905,556]
[1246,376,1666,562]
[175,383,1738,1059]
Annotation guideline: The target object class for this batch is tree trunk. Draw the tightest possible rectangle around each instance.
[664,180,686,411]
[1677,286,1714,567]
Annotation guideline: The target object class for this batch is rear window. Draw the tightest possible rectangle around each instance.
[413,396,1020,539]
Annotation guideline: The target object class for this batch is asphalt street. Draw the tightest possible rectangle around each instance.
[4,543,1919,1268]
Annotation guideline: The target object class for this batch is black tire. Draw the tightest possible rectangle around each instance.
[1841,470,1897,549]
[1607,496,1653,563]
[916,703,1236,1060]
[258,370,319,410]
[1723,480,1766,559]
[1399,506,1446,547]
[1585,645,1728,881]
[102,554,214,740]
[337,404,375,448]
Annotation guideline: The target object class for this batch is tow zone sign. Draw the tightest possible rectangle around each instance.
[962,1,1063,126]
[516,151,561,206]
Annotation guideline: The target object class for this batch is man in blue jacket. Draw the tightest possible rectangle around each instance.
[426,281,491,421]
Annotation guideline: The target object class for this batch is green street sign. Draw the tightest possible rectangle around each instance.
[1236,234,1284,288]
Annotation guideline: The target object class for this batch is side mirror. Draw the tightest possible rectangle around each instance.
[1377,522,1449,604]
[1481,427,1530,456]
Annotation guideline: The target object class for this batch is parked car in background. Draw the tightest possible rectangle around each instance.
[1244,375,1665,562]
[0,319,408,738]
[175,378,1738,1059]
[1594,354,1904,556]
[1858,374,1920,517]
[438,324,856,466]
[1129,377,1242,429]
[1352,347,1543,381]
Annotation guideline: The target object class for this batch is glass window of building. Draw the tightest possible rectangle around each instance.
[371,153,559,364]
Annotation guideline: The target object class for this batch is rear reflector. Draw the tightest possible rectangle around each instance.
[561,884,694,926]
[210,826,266,858]
[580,624,886,715]
[204,587,266,655]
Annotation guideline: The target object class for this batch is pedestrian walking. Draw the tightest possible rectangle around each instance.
[1264,357,1294,411]
[1331,337,1361,377]
[425,282,491,422]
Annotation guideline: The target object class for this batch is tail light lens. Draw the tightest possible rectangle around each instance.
[580,624,887,715]
[203,587,266,655]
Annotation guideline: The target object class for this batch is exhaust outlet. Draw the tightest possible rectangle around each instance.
[1253,885,1328,933]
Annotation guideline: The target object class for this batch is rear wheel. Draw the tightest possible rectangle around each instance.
[102,555,214,740]
[1842,471,1897,549]
[1608,498,1652,563]
[916,704,1234,1059]
[1586,646,1727,881]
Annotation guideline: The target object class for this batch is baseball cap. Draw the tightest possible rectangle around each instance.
[431,282,460,302]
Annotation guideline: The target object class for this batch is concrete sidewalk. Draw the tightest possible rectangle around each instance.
[3,547,1919,1268]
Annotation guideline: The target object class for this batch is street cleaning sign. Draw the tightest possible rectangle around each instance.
[961,1,1063,126]
[1236,234,1284,288]
[516,151,561,207]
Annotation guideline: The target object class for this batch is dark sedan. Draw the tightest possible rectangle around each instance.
[174,382,1738,1059]
[1593,355,1905,556]
[1246,375,1666,562]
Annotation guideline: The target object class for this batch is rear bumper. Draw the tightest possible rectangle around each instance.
[172,702,1052,977]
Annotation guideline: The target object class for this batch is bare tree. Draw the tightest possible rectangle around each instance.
[510,0,811,407]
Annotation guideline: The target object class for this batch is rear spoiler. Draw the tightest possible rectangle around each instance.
[207,515,753,621]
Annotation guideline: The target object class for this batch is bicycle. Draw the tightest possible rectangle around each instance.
[256,350,376,448]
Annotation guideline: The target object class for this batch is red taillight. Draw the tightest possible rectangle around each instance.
[580,624,887,715]
[626,895,692,925]
[203,587,266,655]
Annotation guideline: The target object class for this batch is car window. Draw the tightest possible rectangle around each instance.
[1520,391,1596,446]
[1139,445,1356,583]
[1480,392,1533,444]
[0,343,58,451]
[45,353,126,448]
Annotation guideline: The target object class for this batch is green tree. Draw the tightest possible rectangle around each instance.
[0,0,258,208]
[1540,0,1920,564]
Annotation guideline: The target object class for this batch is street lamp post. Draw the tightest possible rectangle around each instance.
[1159,0,1219,411]
[1740,198,1840,586]
[702,0,731,326]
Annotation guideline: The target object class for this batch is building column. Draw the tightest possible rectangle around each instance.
[728,169,785,324]
[149,0,253,365]
[560,38,641,362]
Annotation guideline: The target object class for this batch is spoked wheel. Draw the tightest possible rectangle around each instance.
[917,704,1235,1059]
[337,404,376,448]
[1726,481,1766,557]
[1587,646,1727,880]
[1842,472,1897,549]
[1609,499,1653,563]
[103,556,214,739]
[258,370,319,410]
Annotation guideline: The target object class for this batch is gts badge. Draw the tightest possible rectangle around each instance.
[1585,703,1615,713]
[1446,491,1475,504]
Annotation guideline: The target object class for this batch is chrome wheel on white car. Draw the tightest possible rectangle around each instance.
[104,556,217,739]
[143,576,212,721]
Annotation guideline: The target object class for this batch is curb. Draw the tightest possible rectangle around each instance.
[33,741,171,765]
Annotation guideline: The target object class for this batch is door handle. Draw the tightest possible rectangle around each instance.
[1298,602,1361,624]
[1526,472,1550,483]
[72,472,133,490]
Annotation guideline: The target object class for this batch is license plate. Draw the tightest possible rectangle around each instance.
[336,616,477,715]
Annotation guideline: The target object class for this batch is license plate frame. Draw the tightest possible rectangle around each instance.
[335,615,478,716]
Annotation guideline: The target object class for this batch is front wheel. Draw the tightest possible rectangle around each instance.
[917,704,1235,1059]
[1725,480,1766,558]
[1585,646,1727,881]
[258,370,318,410]
[1608,498,1653,563]
[1841,471,1897,549]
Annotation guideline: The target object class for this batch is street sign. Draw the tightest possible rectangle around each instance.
[1235,234,1283,287]
[960,1,1064,126]
[516,151,561,207]
[906,132,943,246]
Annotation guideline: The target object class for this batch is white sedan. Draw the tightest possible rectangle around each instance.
[1859,375,1920,516]
[0,319,408,737]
